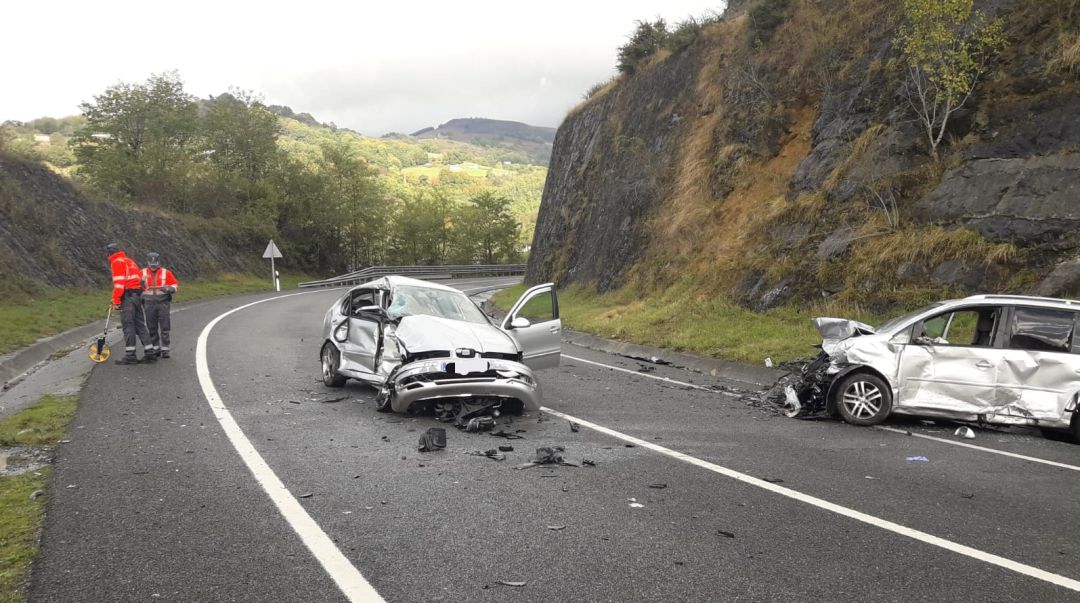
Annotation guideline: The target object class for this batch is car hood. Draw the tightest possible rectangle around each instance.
[812,317,877,356]
[394,315,517,356]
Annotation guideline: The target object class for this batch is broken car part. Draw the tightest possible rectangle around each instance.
[417,427,446,452]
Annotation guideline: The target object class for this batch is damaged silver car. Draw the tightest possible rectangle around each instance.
[788,295,1080,441]
[319,276,561,416]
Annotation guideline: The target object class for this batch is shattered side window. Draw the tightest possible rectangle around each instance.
[916,307,999,347]
[1008,307,1075,354]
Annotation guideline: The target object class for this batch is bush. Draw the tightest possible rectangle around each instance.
[748,0,792,46]
[617,19,670,74]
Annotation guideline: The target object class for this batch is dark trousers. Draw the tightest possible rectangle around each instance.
[120,290,151,355]
[145,300,171,351]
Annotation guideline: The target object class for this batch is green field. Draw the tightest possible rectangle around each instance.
[0,272,310,356]
[494,282,889,364]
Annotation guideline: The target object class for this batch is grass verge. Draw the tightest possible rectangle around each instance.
[0,272,310,356]
[494,282,890,364]
[0,394,78,603]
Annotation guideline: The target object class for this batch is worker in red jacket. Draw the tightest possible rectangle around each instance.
[107,243,154,364]
[141,252,179,358]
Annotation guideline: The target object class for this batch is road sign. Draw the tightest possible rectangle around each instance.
[263,240,282,291]
[262,240,283,259]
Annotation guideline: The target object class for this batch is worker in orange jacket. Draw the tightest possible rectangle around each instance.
[141,252,178,358]
[107,243,154,364]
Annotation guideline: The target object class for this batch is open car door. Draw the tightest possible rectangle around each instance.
[502,283,561,370]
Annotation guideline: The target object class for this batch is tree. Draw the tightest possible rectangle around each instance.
[71,72,199,205]
[203,90,280,183]
[896,0,1006,160]
[452,192,521,264]
[617,19,669,74]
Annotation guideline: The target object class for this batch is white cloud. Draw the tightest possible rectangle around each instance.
[1,0,726,134]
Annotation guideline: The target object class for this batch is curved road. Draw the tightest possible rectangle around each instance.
[29,277,1080,601]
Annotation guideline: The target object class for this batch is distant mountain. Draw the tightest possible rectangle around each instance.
[409,118,556,164]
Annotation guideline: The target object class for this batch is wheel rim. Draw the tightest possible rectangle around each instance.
[842,380,883,419]
[322,347,333,381]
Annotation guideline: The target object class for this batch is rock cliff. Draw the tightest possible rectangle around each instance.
[0,155,265,297]
[528,0,1080,307]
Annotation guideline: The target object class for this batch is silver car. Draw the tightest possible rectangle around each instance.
[319,276,561,415]
[793,294,1080,441]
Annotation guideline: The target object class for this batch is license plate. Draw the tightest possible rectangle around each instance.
[454,358,488,375]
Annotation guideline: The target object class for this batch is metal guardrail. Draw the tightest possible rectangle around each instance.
[297,264,526,289]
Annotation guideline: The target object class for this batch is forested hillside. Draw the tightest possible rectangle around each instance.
[0,74,548,289]
[410,117,556,164]
[529,0,1080,311]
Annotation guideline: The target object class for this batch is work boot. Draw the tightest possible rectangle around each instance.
[160,349,170,359]
[143,349,158,363]
[115,354,139,365]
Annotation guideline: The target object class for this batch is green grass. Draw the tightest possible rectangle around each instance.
[0,272,310,356]
[495,282,891,364]
[0,394,79,603]
[0,395,78,447]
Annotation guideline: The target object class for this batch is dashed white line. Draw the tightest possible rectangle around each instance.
[539,406,1080,593]
[876,426,1080,472]
[563,353,727,394]
[196,292,385,603]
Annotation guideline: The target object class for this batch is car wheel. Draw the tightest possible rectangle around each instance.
[833,372,892,426]
[374,385,394,413]
[321,343,347,388]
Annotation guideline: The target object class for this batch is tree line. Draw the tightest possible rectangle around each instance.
[59,72,523,274]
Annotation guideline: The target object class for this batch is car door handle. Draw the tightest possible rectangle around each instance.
[549,326,560,334]
[976,360,993,369]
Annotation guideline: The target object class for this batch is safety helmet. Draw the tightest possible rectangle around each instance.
[146,252,161,268]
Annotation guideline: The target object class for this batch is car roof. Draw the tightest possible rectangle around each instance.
[956,294,1080,311]
[349,275,460,294]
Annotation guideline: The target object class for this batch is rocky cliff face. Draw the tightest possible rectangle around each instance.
[0,156,264,296]
[528,0,1080,307]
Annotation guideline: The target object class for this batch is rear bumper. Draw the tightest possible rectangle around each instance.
[390,359,541,412]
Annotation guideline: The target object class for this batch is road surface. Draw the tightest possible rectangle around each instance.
[29,277,1080,602]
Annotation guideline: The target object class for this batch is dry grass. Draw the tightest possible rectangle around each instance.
[1049,32,1080,77]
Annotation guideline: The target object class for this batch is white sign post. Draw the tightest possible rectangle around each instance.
[262,240,283,292]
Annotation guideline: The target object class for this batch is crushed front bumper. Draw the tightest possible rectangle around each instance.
[389,358,541,413]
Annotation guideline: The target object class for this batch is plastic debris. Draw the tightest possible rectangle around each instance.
[905,456,929,462]
[716,530,736,538]
[467,449,506,461]
[29,490,44,500]
[782,386,801,418]
[299,492,313,498]
[954,426,975,439]
[498,445,514,452]
[497,581,526,588]
[534,446,566,464]
[465,416,495,433]
[647,483,667,489]
[582,458,596,467]
[569,421,580,433]
[490,430,523,439]
[547,525,567,531]
[629,502,645,508]
[418,428,447,452]
[638,365,656,373]
[764,357,774,368]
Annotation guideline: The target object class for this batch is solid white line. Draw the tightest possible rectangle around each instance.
[196,292,384,603]
[539,406,1080,593]
[876,426,1080,472]
[563,353,727,394]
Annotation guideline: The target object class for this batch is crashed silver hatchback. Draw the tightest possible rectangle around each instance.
[319,276,561,416]
[788,295,1080,441]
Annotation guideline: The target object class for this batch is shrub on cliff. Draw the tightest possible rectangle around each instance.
[617,19,670,74]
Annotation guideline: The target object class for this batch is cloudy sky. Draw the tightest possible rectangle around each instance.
[2,0,726,135]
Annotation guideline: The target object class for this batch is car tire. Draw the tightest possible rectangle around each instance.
[374,385,394,413]
[321,343,347,388]
[833,372,892,426]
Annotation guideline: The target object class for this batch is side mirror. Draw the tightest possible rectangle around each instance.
[913,335,934,346]
[509,316,531,329]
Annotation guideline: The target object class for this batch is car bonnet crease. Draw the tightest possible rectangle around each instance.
[394,314,517,356]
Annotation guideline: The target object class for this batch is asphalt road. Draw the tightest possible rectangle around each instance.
[28,277,1080,602]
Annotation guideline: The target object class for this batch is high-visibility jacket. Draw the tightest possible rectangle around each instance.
[141,266,179,302]
[109,251,143,305]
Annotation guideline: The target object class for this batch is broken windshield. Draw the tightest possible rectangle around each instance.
[387,286,490,324]
[876,302,946,333]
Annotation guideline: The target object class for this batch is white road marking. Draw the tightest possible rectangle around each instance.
[540,406,1080,593]
[563,353,730,394]
[876,426,1080,472]
[196,292,384,603]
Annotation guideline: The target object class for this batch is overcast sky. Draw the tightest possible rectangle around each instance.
[2,1,726,135]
